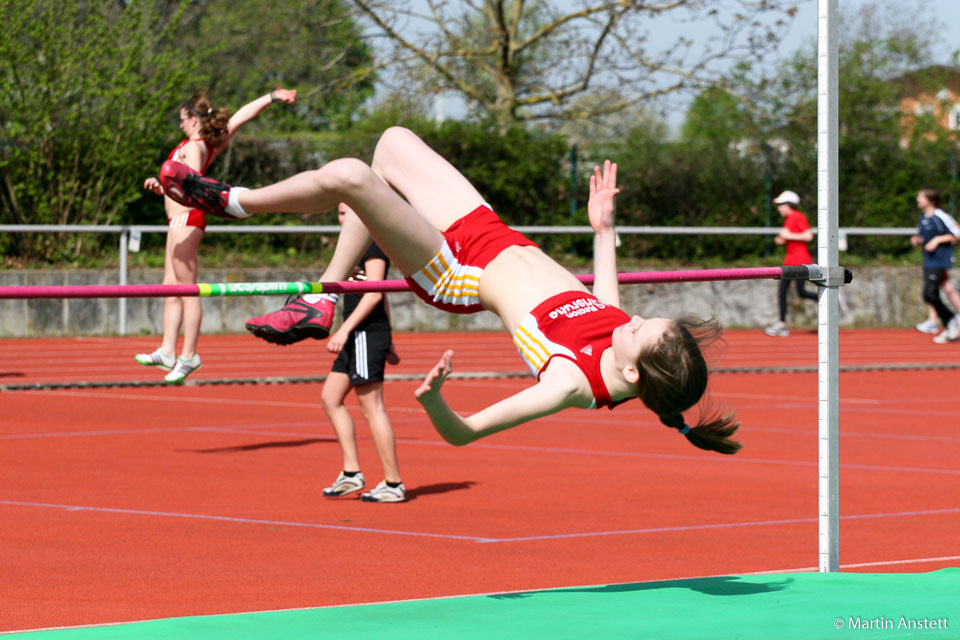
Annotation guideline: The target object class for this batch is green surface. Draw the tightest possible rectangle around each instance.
[8,570,960,639]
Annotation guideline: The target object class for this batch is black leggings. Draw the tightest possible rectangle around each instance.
[777,278,819,322]
[922,268,954,326]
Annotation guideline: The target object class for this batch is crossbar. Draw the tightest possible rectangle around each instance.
[0,266,836,300]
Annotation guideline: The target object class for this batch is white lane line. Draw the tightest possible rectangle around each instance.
[3,501,959,545]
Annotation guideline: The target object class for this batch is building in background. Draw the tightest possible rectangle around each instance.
[895,65,960,147]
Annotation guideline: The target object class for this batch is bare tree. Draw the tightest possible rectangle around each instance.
[351,0,800,130]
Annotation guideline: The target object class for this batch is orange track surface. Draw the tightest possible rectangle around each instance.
[2,329,960,632]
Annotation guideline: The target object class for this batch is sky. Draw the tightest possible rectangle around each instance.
[782,0,960,63]
[654,0,960,131]
[403,0,960,131]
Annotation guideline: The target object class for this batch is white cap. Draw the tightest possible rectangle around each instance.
[773,190,800,205]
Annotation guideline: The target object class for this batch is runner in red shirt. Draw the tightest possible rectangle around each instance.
[763,190,818,337]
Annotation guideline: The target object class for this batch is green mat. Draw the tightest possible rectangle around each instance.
[8,570,959,639]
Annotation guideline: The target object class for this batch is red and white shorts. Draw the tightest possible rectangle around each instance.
[404,204,538,314]
[167,209,207,231]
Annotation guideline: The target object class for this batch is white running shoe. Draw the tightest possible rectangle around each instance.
[361,480,406,503]
[135,348,175,370]
[933,330,951,344]
[322,471,365,497]
[164,354,202,384]
[763,323,790,337]
[916,319,940,335]
[948,316,960,341]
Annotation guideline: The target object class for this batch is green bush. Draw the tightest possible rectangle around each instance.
[0,0,196,260]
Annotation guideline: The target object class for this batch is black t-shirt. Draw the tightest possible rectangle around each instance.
[342,242,391,331]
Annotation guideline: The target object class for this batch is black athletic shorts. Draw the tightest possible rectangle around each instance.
[331,329,391,386]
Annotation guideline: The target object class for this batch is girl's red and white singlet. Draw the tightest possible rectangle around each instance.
[513,291,630,409]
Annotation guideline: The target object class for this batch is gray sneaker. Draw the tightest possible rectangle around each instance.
[916,319,940,335]
[763,324,790,337]
[322,471,365,497]
[948,316,960,341]
[361,481,406,503]
[135,348,175,370]
[164,354,201,384]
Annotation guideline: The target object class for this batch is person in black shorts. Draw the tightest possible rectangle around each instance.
[910,188,960,343]
[320,204,405,502]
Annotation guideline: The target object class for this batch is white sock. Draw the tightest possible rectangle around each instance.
[226,187,251,219]
[302,293,338,304]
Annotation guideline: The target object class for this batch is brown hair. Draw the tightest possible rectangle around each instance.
[919,188,941,209]
[635,315,742,455]
[183,92,231,149]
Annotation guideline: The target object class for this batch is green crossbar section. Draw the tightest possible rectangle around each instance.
[8,570,959,639]
[196,281,321,297]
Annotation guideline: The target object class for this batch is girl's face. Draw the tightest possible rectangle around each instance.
[179,108,198,136]
[612,315,672,372]
[917,192,931,209]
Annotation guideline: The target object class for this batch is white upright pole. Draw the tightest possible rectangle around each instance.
[119,230,128,337]
[817,0,841,572]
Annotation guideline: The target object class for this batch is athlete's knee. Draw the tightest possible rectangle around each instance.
[312,158,374,197]
[377,126,417,151]
[371,126,419,171]
[319,388,342,414]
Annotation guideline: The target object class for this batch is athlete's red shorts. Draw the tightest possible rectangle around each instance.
[404,204,539,314]
[167,209,207,231]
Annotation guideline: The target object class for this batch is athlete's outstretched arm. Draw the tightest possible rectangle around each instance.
[226,88,296,140]
[413,351,579,445]
[588,161,621,309]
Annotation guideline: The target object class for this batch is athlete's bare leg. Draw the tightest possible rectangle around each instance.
[236,158,444,277]
[370,126,486,232]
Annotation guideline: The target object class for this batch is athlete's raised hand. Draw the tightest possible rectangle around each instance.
[587,160,619,234]
[270,88,297,104]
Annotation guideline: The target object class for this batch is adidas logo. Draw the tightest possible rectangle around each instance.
[579,344,593,356]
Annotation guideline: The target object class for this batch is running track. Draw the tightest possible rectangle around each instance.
[2,328,959,632]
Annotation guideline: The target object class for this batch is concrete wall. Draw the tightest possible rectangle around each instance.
[0,266,928,337]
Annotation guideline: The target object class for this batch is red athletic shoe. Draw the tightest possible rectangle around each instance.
[245,295,336,345]
[159,160,240,220]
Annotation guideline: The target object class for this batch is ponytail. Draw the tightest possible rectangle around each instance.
[636,314,743,455]
[660,411,742,455]
[184,91,231,149]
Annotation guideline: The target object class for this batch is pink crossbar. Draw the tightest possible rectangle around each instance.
[0,267,788,300]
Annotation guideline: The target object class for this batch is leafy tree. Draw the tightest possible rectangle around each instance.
[673,0,958,259]
[784,0,952,248]
[351,0,800,131]
[177,0,375,131]
[595,125,770,263]
[0,0,196,258]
